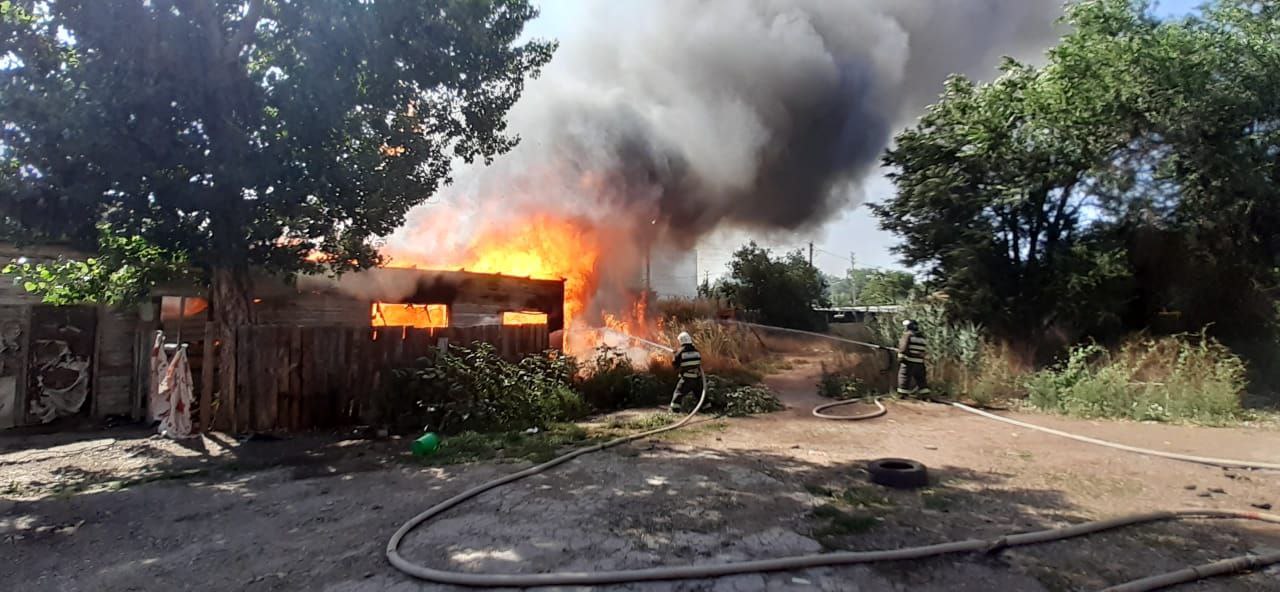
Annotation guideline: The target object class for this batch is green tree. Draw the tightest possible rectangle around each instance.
[825,268,915,306]
[718,242,829,330]
[4,225,194,306]
[1049,0,1280,340]
[875,0,1280,347]
[824,271,855,307]
[875,59,1131,343]
[858,270,917,305]
[1,0,552,393]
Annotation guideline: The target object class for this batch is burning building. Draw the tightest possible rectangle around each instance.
[0,255,565,431]
[287,268,566,333]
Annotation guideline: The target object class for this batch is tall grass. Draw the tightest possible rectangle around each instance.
[656,319,768,375]
[1025,333,1248,424]
[965,343,1027,406]
[866,300,986,397]
[654,297,723,323]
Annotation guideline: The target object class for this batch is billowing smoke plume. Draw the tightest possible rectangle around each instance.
[383,0,1064,323]
[394,0,1062,245]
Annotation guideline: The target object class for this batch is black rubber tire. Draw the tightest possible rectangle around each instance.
[866,458,929,489]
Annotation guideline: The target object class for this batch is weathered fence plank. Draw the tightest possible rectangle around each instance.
[288,326,302,431]
[235,328,251,432]
[231,323,548,432]
[199,324,215,432]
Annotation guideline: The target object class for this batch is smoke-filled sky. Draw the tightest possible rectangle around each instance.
[396,0,1203,285]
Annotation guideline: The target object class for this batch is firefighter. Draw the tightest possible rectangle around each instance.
[669,331,703,412]
[897,319,930,397]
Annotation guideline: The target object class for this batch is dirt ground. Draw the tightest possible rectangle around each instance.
[3,357,1280,592]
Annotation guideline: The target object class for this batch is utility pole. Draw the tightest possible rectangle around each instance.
[808,242,814,267]
[849,251,858,307]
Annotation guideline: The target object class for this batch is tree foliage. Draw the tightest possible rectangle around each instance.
[875,0,1280,347]
[2,226,193,306]
[717,242,829,330]
[826,268,917,306]
[0,0,553,307]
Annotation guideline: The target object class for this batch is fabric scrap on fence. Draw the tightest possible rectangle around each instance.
[157,345,194,439]
[26,339,91,424]
[148,331,168,422]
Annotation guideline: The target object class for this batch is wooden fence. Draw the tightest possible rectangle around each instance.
[218,324,549,432]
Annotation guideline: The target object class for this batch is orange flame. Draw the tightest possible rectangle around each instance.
[371,303,449,328]
[503,311,549,325]
[602,294,651,338]
[387,213,601,329]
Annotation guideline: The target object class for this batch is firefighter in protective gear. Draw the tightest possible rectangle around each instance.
[669,332,703,412]
[897,320,930,397]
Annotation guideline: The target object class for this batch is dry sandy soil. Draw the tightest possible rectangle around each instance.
[2,357,1279,592]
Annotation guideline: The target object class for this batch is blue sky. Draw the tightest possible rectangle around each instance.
[1154,0,1202,18]
[519,1,1205,279]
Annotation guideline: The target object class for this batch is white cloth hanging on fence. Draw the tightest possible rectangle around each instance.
[157,346,194,439]
[148,331,168,422]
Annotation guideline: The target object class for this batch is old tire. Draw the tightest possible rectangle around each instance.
[867,458,929,489]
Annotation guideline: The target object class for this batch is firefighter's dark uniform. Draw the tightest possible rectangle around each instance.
[897,328,930,397]
[669,344,703,411]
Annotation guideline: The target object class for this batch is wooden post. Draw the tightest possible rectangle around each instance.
[300,328,316,430]
[175,296,185,345]
[89,305,105,419]
[231,327,246,433]
[275,327,289,429]
[200,322,215,432]
[288,327,302,431]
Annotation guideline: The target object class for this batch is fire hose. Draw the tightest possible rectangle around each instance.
[386,327,1280,590]
[729,321,1280,471]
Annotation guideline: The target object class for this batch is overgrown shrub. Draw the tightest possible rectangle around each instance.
[372,343,588,434]
[377,332,786,438]
[702,376,784,416]
[575,345,781,416]
[1025,334,1248,424]
[817,348,896,398]
[576,348,642,410]
[817,361,879,400]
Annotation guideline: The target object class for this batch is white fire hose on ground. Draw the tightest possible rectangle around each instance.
[386,325,1280,590]
[729,320,1280,471]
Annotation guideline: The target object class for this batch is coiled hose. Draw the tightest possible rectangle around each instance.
[811,397,887,420]
[387,329,1280,590]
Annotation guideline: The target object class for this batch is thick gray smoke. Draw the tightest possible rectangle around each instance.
[383,0,1064,323]
[395,0,1064,249]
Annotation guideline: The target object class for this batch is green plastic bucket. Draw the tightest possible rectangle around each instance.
[411,432,441,456]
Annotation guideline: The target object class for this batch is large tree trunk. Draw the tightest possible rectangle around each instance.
[210,266,255,432]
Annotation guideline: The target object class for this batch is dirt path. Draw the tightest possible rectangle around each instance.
[3,358,1279,591]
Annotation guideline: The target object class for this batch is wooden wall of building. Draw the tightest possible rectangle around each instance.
[93,308,137,418]
[317,268,566,331]
[0,255,565,431]
[0,244,137,427]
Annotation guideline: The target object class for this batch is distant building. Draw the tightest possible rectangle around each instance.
[814,305,902,324]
